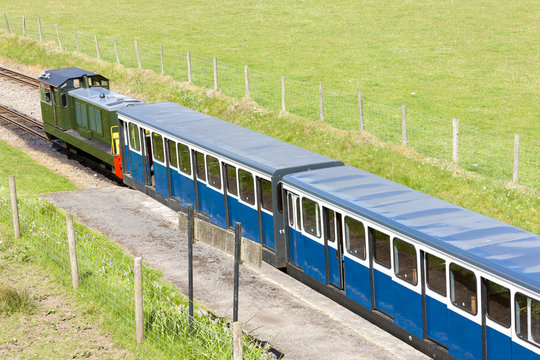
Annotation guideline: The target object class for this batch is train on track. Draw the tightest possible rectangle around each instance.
[37,67,540,360]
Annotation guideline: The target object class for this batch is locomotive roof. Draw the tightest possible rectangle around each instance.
[69,88,142,111]
[118,102,342,175]
[37,67,104,88]
[283,166,540,295]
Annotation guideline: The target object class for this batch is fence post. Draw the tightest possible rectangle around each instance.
[74,28,79,51]
[66,214,79,289]
[244,65,250,98]
[513,133,520,184]
[402,104,407,146]
[358,90,364,131]
[94,34,100,59]
[213,56,218,90]
[233,222,241,322]
[452,118,459,163]
[113,38,120,64]
[319,82,325,121]
[134,257,144,343]
[187,51,192,83]
[233,321,243,360]
[4,14,10,33]
[22,16,25,37]
[160,44,164,75]
[187,205,194,333]
[38,17,42,42]
[281,76,286,112]
[8,175,20,239]
[55,24,62,49]
[135,40,141,68]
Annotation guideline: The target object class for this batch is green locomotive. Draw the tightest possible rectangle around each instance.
[37,67,141,178]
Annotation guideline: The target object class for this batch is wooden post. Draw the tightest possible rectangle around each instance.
[66,214,79,289]
[513,133,520,184]
[113,38,120,64]
[74,29,79,51]
[55,24,62,49]
[187,51,192,83]
[38,17,42,42]
[358,90,364,131]
[402,104,407,146]
[135,40,141,68]
[319,81,324,121]
[94,34,100,59]
[22,16,25,37]
[8,175,20,239]
[134,257,144,343]
[213,56,218,90]
[160,44,164,75]
[233,321,243,360]
[452,118,459,163]
[281,76,286,112]
[244,65,250,98]
[4,14,10,33]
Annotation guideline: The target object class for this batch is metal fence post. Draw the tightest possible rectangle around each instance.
[213,57,218,90]
[244,65,250,98]
[513,133,520,184]
[134,257,144,343]
[55,24,62,49]
[113,38,120,64]
[233,222,241,322]
[38,17,42,42]
[187,51,192,83]
[160,44,164,75]
[4,14,10,33]
[187,205,194,332]
[8,175,20,239]
[66,214,79,289]
[319,81,324,121]
[402,104,407,146]
[358,90,364,131]
[135,40,141,68]
[453,118,459,163]
[281,76,286,112]
[94,34,100,59]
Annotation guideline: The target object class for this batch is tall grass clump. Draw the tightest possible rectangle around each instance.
[0,283,34,314]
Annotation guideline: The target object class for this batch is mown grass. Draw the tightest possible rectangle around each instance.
[0,0,538,139]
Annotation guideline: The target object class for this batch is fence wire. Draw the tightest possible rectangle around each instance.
[3,14,539,191]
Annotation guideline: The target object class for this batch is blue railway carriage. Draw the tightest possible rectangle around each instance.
[282,166,540,360]
[116,102,342,267]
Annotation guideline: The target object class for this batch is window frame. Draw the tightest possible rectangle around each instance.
[425,252,447,298]
[259,177,273,215]
[128,122,141,153]
[151,132,165,164]
[225,163,238,197]
[238,168,256,207]
[515,292,540,348]
[205,154,222,191]
[177,142,192,177]
[301,196,321,240]
[344,215,367,261]
[449,262,478,316]
[370,227,392,270]
[166,138,178,170]
[393,237,418,286]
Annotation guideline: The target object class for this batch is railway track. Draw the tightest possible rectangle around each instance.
[0,104,47,140]
[0,66,40,88]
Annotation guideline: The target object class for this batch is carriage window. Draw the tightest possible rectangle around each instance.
[302,197,320,238]
[450,263,477,315]
[167,140,178,169]
[206,155,221,189]
[277,183,284,214]
[177,143,191,175]
[296,197,302,229]
[260,178,272,213]
[287,193,294,226]
[345,217,366,260]
[486,280,510,328]
[151,133,164,163]
[370,228,391,269]
[426,253,446,296]
[195,151,206,181]
[238,169,255,205]
[225,164,237,196]
[128,123,140,151]
[324,208,335,243]
[394,238,417,285]
[516,293,540,344]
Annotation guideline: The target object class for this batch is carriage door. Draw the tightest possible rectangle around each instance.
[323,207,344,289]
[287,192,302,267]
[140,127,154,187]
[482,278,512,360]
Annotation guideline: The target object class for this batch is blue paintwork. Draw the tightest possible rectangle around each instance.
[344,257,371,309]
[486,326,511,360]
[373,269,394,316]
[302,237,326,284]
[227,196,259,242]
[154,162,169,198]
[425,295,449,346]
[448,311,482,360]
[129,150,144,185]
[196,182,226,229]
[513,341,540,360]
[170,171,195,207]
[261,211,275,250]
[327,245,340,287]
[393,283,423,339]
[124,145,130,173]
[288,227,303,267]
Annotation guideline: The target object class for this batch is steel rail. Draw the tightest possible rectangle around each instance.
[0,104,47,140]
[0,66,40,88]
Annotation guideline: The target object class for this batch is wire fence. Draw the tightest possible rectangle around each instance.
[3,14,540,191]
[0,174,275,359]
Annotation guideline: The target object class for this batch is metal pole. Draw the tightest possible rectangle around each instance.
[187,205,194,332]
[233,222,241,322]
[8,175,20,239]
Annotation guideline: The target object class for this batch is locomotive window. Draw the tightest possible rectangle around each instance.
[151,133,164,163]
[225,164,238,196]
[260,178,272,213]
[177,143,191,175]
[486,279,510,328]
[238,169,255,205]
[394,238,417,285]
[324,208,335,243]
[370,228,391,269]
[206,155,221,189]
[516,293,540,345]
[61,93,68,107]
[128,123,141,151]
[450,263,477,315]
[426,253,446,296]
[345,216,366,260]
[167,140,178,169]
[195,151,206,181]
[302,197,320,238]
[40,83,52,103]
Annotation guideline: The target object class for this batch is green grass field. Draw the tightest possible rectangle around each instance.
[1,0,538,139]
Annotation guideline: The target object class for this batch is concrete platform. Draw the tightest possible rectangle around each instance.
[41,186,430,360]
